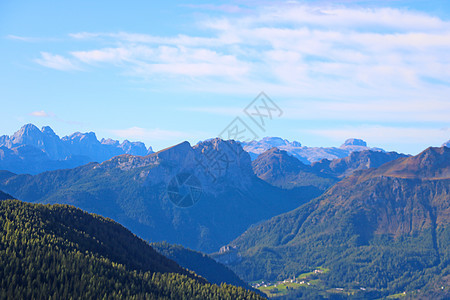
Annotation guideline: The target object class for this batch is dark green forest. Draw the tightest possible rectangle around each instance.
[0,200,264,299]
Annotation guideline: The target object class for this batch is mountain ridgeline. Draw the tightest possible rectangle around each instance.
[0,199,263,299]
[252,147,407,191]
[219,146,450,298]
[0,138,321,253]
[0,124,153,174]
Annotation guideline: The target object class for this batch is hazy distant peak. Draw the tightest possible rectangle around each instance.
[0,124,153,173]
[41,126,57,136]
[12,123,41,139]
[242,136,381,164]
[101,138,120,146]
[341,138,367,147]
[259,136,301,147]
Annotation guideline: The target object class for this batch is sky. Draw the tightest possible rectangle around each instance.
[1,0,449,154]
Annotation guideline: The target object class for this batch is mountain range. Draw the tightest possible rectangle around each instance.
[0,124,392,175]
[241,137,384,164]
[252,147,407,191]
[0,138,321,253]
[0,124,153,174]
[216,146,450,298]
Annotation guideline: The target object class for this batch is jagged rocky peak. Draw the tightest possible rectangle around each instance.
[101,138,120,146]
[11,123,43,146]
[120,140,148,156]
[195,138,252,168]
[0,124,155,174]
[193,138,254,186]
[41,126,57,137]
[259,137,301,147]
[0,135,11,147]
[341,138,367,147]
[64,131,99,144]
[443,139,450,148]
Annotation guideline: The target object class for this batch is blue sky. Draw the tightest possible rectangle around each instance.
[1,0,449,154]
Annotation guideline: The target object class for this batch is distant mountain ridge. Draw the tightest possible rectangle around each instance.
[0,124,153,174]
[252,147,407,191]
[241,136,384,164]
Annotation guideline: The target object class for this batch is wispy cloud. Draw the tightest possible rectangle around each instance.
[7,35,37,42]
[29,110,55,117]
[32,3,450,126]
[7,35,59,42]
[35,52,80,71]
[111,127,190,141]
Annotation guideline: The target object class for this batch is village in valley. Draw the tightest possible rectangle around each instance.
[251,267,329,297]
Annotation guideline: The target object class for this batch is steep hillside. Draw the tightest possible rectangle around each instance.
[0,138,320,252]
[220,146,450,298]
[0,200,263,299]
[152,242,254,290]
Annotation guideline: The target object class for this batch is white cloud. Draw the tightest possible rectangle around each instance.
[35,52,79,71]
[33,4,450,126]
[29,110,55,117]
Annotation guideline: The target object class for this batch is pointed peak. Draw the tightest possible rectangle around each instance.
[41,126,56,136]
[17,123,40,133]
